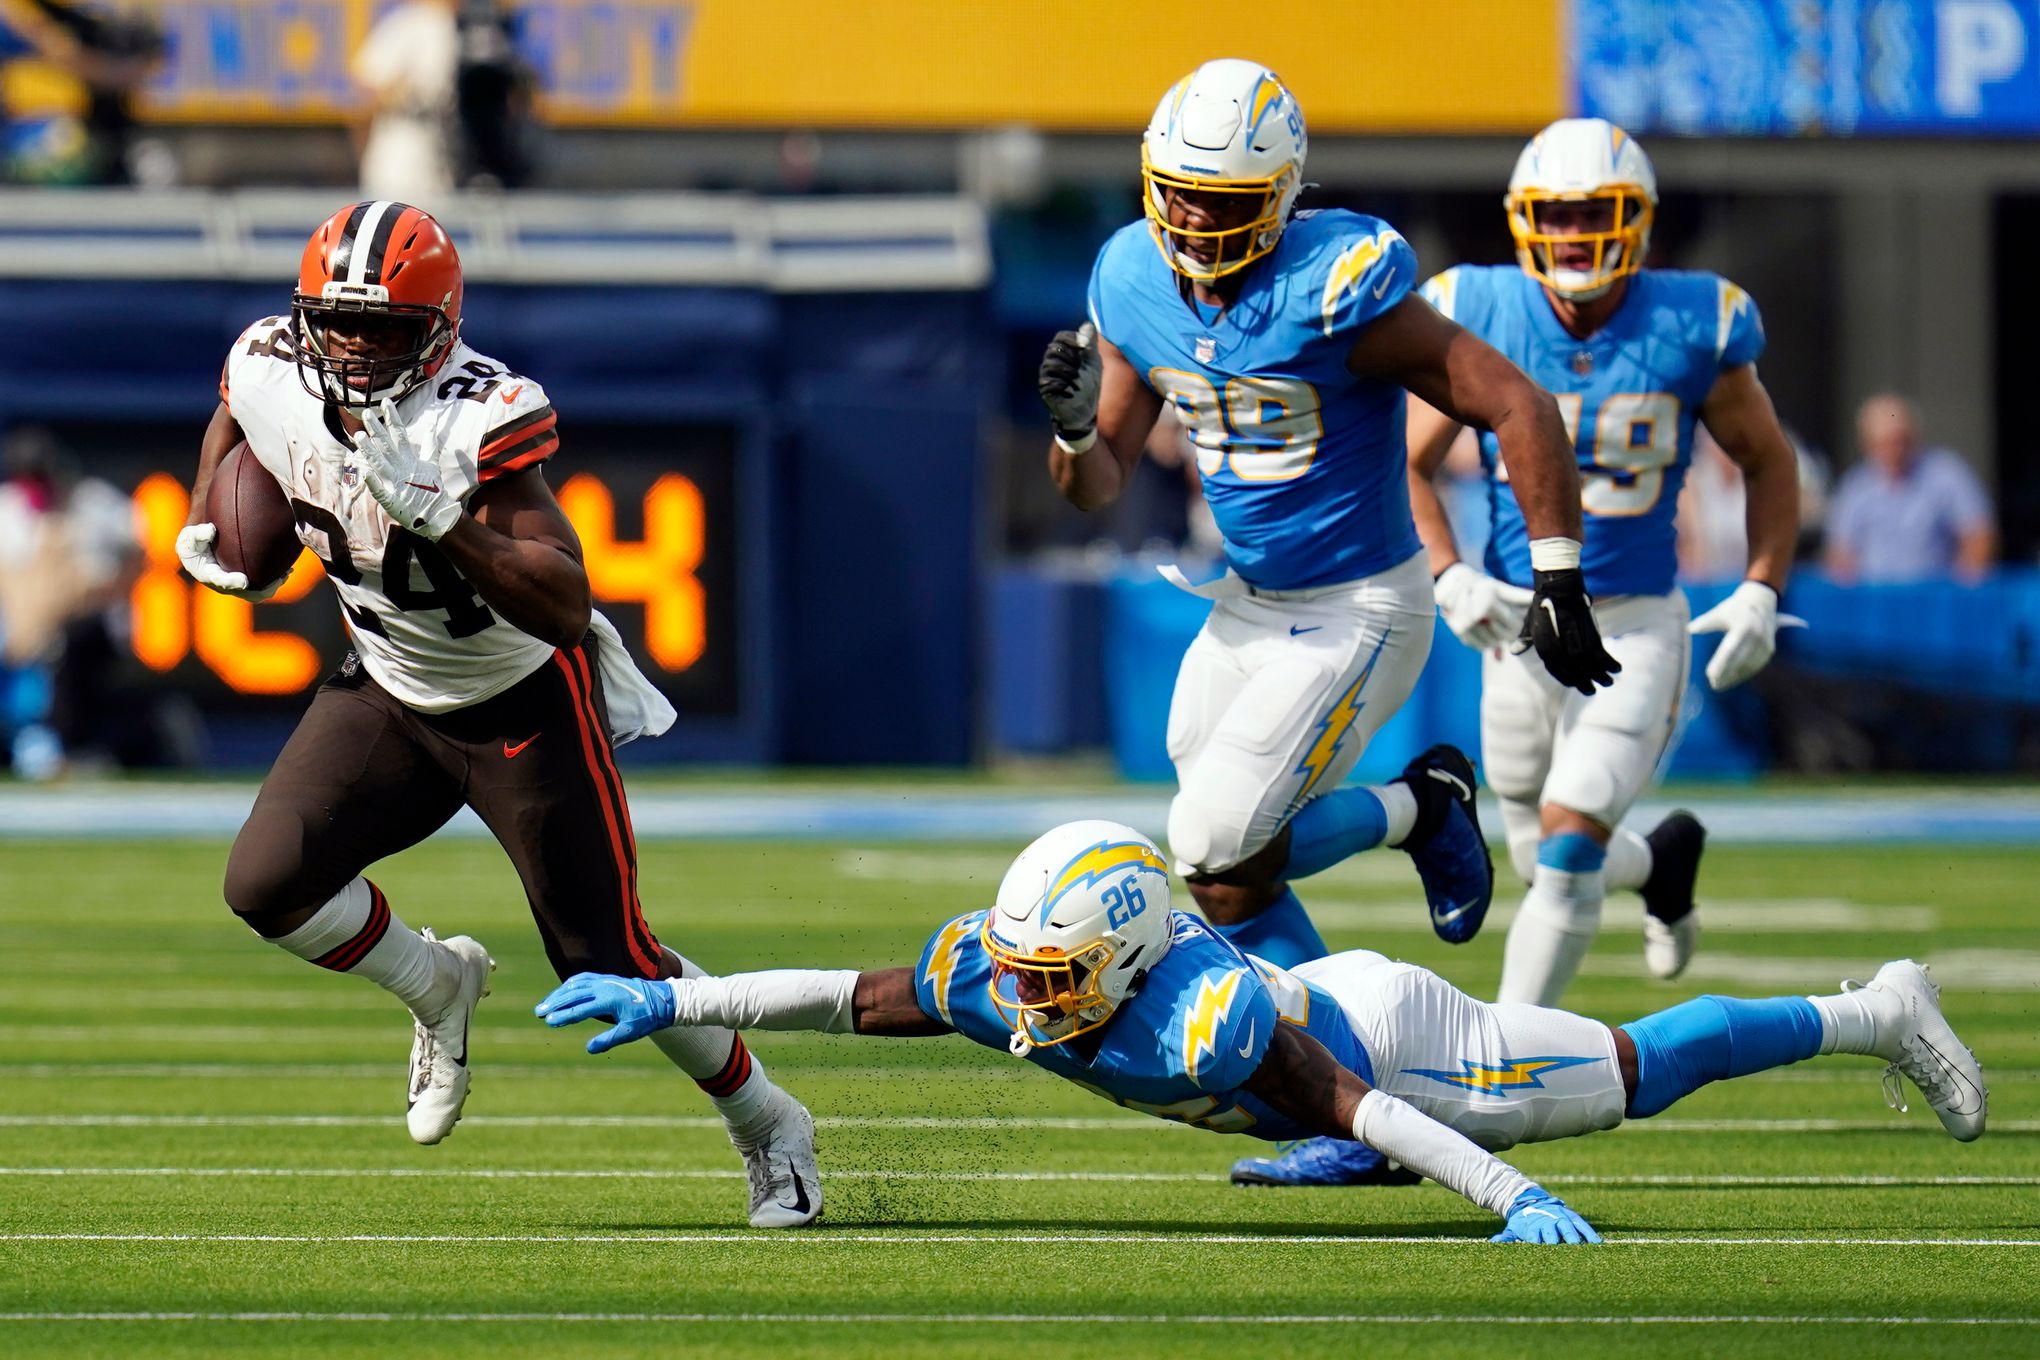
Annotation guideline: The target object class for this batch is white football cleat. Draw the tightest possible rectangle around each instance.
[1848,959,1987,1142]
[1641,910,1698,981]
[736,1093,823,1228]
[406,929,494,1146]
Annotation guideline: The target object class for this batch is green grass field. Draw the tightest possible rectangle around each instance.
[1,829,2036,1358]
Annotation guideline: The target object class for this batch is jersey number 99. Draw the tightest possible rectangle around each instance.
[1149,369,1323,483]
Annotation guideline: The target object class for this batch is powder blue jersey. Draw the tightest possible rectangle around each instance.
[1087,210,1424,590]
[1422,265,1765,598]
[914,908,1374,1140]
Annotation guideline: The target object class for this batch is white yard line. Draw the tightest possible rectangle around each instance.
[3,1232,2036,1247]
[1,1167,2036,1188]
[0,1311,2035,1327]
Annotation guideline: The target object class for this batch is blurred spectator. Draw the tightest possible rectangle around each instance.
[453,0,536,189]
[1825,394,1996,583]
[0,428,183,776]
[1677,424,1829,582]
[352,0,459,202]
[0,0,164,186]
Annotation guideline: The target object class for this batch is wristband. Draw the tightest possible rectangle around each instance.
[1054,429,1097,456]
[1528,537,1582,572]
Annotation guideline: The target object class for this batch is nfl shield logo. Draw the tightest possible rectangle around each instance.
[1571,350,1595,375]
[1195,337,1216,363]
[341,463,360,488]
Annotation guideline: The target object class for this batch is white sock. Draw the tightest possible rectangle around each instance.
[1497,867,1605,1006]
[650,949,783,1140]
[1603,827,1654,894]
[1375,782,1419,847]
[1807,989,1891,1057]
[271,878,450,1015]
[1497,796,1541,885]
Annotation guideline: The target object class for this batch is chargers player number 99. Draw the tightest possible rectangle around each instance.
[1148,369,1323,482]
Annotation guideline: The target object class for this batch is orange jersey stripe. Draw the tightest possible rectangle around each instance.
[552,649,657,979]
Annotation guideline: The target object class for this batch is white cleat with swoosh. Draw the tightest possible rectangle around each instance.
[1849,959,1987,1142]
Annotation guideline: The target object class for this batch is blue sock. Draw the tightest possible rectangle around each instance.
[1212,888,1327,970]
[1284,787,1390,880]
[1540,831,1607,874]
[1621,995,1825,1118]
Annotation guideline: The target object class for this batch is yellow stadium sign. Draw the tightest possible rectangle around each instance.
[97,0,1559,132]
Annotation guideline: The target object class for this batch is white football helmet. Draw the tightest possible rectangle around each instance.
[981,820,1174,1054]
[1505,117,1658,300]
[1142,58,1307,282]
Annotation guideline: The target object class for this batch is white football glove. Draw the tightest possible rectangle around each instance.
[1434,562,1535,651]
[1686,579,1806,691]
[175,522,281,602]
[355,399,462,541]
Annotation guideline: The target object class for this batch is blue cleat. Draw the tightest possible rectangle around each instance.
[1231,1137,1423,1187]
[1397,744,1494,944]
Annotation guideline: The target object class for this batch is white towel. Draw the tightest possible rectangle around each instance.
[587,610,677,748]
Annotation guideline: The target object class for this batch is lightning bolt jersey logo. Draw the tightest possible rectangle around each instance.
[1040,841,1168,926]
[1290,629,1391,807]
[921,912,983,1026]
[1182,969,1245,1083]
[1321,229,1405,336]
[1401,1055,1603,1097]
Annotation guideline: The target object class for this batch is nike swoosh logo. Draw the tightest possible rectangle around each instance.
[1431,899,1478,927]
[405,482,440,493]
[1918,1037,1985,1110]
[1426,767,1472,802]
[1236,1020,1258,1059]
[503,735,539,758]
[502,385,525,403]
[1372,270,1398,299]
[617,983,647,1006]
[1290,625,1322,636]
[780,1167,812,1215]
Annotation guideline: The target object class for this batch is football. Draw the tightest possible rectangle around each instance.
[205,441,301,589]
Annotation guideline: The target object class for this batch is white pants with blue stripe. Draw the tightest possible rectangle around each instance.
[1295,949,1628,1151]
[1480,589,1691,878]
[1163,550,1434,877]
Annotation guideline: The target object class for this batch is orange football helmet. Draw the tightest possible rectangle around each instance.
[292,200,463,407]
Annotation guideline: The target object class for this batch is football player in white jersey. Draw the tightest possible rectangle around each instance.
[175,201,820,1227]
[1038,60,1618,984]
[1407,121,1804,1007]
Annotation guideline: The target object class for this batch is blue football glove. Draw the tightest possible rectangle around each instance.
[1492,1187,1601,1245]
[535,972,676,1054]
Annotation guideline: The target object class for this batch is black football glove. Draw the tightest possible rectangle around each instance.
[1517,567,1621,695]
[1038,321,1102,441]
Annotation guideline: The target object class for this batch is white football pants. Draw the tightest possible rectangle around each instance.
[1481,589,1689,876]
[1164,551,1434,877]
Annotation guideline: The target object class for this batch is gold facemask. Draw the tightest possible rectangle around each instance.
[1505,186,1653,298]
[1142,145,1295,283]
[981,919,1119,1050]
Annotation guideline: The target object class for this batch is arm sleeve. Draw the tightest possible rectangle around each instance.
[666,970,860,1033]
[1715,278,1766,369]
[477,397,559,483]
[1319,228,1418,338]
[1350,1088,1537,1218]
